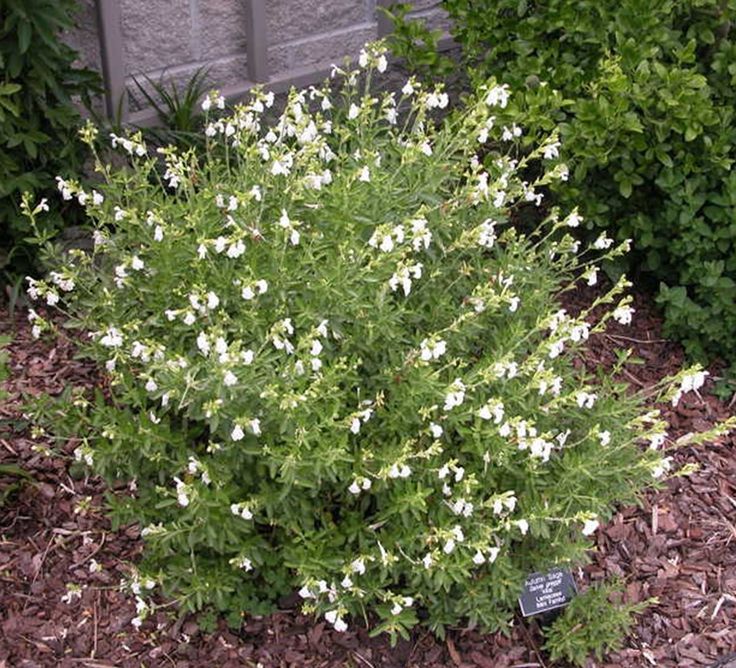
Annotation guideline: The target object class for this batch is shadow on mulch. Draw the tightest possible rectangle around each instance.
[1,285,734,668]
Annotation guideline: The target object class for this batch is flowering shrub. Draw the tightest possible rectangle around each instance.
[24,43,730,641]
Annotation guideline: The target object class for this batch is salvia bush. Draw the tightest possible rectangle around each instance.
[24,43,729,642]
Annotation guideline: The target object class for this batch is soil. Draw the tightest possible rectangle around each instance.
[1,286,734,668]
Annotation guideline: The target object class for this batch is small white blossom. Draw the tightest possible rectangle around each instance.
[613,305,635,325]
[485,84,510,108]
[582,518,599,536]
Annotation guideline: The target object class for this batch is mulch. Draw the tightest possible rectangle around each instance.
[1,285,735,668]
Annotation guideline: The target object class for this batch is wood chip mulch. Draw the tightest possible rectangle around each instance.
[1,287,734,668]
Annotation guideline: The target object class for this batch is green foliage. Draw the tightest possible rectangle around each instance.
[131,67,210,147]
[543,581,655,666]
[0,0,99,283]
[24,44,717,639]
[396,0,736,369]
[382,3,456,78]
[0,333,36,506]
[0,333,9,395]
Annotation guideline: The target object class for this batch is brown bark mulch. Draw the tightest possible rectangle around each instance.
[1,288,735,668]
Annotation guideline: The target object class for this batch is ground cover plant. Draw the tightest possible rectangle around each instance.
[0,0,99,284]
[389,0,736,373]
[22,43,732,650]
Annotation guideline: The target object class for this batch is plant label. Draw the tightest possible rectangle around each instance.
[518,567,577,617]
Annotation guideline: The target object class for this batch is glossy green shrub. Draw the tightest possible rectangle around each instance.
[394,0,736,368]
[0,0,98,282]
[25,45,728,643]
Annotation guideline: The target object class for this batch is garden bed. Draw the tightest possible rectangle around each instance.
[1,285,734,668]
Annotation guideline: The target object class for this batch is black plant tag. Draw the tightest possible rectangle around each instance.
[518,567,577,617]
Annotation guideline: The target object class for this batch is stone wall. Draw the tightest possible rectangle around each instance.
[64,0,450,117]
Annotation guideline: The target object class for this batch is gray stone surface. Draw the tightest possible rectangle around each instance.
[413,6,452,33]
[121,0,193,75]
[199,0,249,60]
[266,0,369,45]
[64,0,102,73]
[61,0,454,119]
[268,24,376,75]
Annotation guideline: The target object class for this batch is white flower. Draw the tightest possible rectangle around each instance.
[584,267,599,286]
[348,481,361,495]
[227,240,246,257]
[196,332,210,355]
[359,166,371,182]
[231,424,245,441]
[429,422,443,439]
[351,558,366,575]
[443,379,466,411]
[613,305,635,325]
[250,418,261,435]
[333,618,348,633]
[348,103,360,120]
[443,538,455,554]
[402,80,415,96]
[598,430,611,446]
[426,91,448,109]
[235,557,253,571]
[680,370,708,394]
[570,323,590,342]
[419,338,446,361]
[472,550,486,565]
[575,391,597,409]
[223,371,238,387]
[488,547,500,563]
[145,378,157,392]
[652,456,673,478]
[485,84,510,108]
[173,477,189,507]
[377,55,388,72]
[422,553,433,569]
[543,142,560,160]
[566,211,582,228]
[478,399,504,424]
[477,219,497,248]
[582,519,599,536]
[516,519,529,535]
[501,124,522,141]
[593,233,614,250]
[649,432,666,449]
[99,327,123,348]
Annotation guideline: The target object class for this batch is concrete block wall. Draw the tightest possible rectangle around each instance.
[65,0,450,119]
